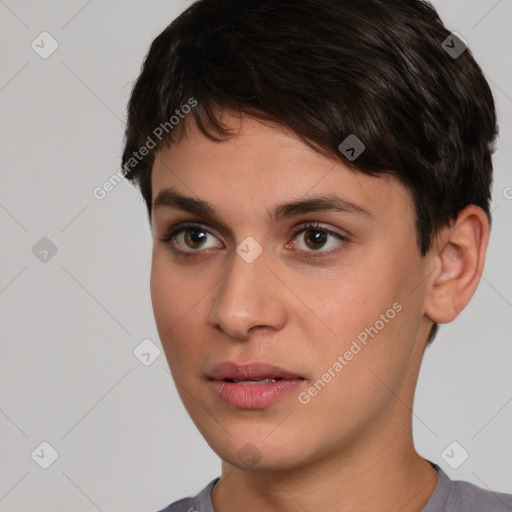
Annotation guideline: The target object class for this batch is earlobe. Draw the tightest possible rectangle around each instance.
[424,205,489,325]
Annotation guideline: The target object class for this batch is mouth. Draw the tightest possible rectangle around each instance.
[208,361,305,382]
[208,361,305,408]
[222,377,286,385]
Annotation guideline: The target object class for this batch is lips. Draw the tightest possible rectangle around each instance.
[209,361,304,382]
[208,362,305,408]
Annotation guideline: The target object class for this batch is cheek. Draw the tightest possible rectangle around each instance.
[308,259,412,377]
[150,255,214,368]
[307,267,388,340]
[150,260,176,336]
[150,252,205,326]
[150,257,193,352]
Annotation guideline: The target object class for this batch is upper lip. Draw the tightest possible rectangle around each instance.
[209,362,304,381]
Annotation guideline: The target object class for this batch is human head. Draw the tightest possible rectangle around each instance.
[121,0,498,478]
[121,0,497,346]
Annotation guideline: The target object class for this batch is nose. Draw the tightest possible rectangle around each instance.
[208,247,288,340]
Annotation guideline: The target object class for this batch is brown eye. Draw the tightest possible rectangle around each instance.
[291,222,347,257]
[183,229,208,249]
[303,229,328,250]
[160,222,222,254]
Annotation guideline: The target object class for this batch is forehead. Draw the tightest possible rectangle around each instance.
[151,112,414,227]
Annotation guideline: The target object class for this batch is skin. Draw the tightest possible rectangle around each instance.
[149,109,489,512]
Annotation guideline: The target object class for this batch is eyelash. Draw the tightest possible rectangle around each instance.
[159,221,348,260]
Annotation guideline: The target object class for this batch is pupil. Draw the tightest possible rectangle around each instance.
[185,229,207,248]
[306,229,326,249]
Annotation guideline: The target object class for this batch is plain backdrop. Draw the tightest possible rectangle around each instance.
[0,1,511,511]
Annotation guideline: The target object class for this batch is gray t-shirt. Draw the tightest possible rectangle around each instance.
[158,463,512,511]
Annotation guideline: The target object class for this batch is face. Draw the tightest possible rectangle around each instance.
[150,110,434,471]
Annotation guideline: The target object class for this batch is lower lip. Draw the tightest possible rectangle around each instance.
[210,379,305,408]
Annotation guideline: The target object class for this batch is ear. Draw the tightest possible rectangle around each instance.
[424,205,490,324]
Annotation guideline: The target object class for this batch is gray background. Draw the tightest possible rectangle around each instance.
[0,1,511,510]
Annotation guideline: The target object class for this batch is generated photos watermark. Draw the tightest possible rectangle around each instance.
[92,97,197,201]
[298,301,403,405]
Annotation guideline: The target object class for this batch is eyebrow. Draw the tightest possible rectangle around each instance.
[152,186,374,222]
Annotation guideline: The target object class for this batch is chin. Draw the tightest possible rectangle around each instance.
[203,429,310,471]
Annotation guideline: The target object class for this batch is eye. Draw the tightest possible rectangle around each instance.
[159,222,222,254]
[289,222,347,256]
[159,221,347,259]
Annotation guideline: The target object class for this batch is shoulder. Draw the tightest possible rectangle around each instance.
[448,478,512,512]
[425,464,512,512]
[157,496,196,512]
[156,478,219,512]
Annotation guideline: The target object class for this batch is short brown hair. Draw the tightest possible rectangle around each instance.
[121,0,498,344]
